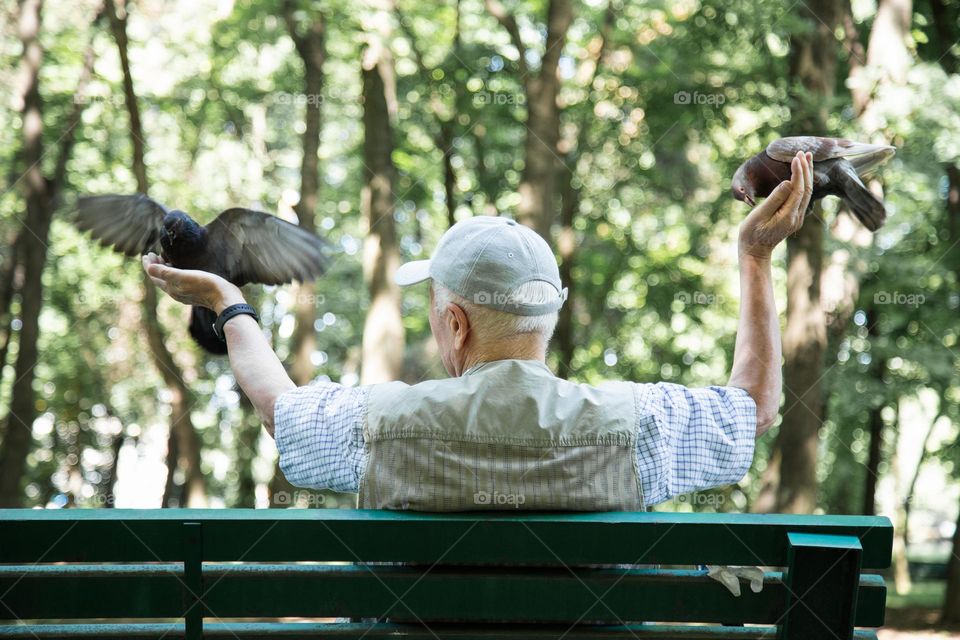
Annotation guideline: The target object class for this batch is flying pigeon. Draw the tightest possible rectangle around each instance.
[731,136,896,231]
[74,194,329,354]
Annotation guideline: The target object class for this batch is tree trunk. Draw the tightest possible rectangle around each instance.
[486,0,572,242]
[283,2,326,388]
[940,140,960,629]
[555,168,577,377]
[0,199,49,508]
[359,8,404,385]
[440,120,457,228]
[943,500,960,624]
[886,402,912,594]
[931,0,960,618]
[0,0,47,507]
[0,0,97,506]
[823,0,911,340]
[776,208,827,513]
[762,0,840,514]
[861,406,883,515]
[753,445,782,513]
[235,393,259,507]
[0,228,22,390]
[99,422,125,508]
[939,166,960,620]
[903,399,941,547]
[862,306,887,516]
[107,0,207,506]
[161,420,181,507]
[265,5,328,504]
[553,3,613,377]
[395,0,461,228]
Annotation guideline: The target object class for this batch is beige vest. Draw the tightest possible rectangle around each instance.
[359,359,645,511]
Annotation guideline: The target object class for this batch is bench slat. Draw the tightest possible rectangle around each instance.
[0,564,886,627]
[0,622,881,639]
[0,510,894,568]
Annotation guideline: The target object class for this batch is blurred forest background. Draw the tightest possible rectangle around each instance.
[1,0,959,631]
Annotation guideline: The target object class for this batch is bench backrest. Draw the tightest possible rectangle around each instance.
[0,509,893,639]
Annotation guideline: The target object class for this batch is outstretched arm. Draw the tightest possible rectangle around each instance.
[728,150,813,435]
[142,254,294,436]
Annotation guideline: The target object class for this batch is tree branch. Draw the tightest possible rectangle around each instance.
[394,4,427,73]
[51,12,101,196]
[485,0,529,78]
[540,0,573,82]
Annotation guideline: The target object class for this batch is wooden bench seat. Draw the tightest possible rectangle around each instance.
[0,510,894,639]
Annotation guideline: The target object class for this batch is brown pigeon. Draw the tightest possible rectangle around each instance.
[731,136,896,231]
[74,194,329,354]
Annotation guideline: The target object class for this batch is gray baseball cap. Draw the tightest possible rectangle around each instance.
[395,216,567,316]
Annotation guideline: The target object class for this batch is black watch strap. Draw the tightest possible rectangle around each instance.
[213,303,259,341]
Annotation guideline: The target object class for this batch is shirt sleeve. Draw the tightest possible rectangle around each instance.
[633,383,757,507]
[273,381,369,493]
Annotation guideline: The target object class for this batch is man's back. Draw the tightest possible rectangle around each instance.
[362,359,641,511]
[275,358,755,511]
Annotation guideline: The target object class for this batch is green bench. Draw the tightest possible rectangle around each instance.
[0,509,892,639]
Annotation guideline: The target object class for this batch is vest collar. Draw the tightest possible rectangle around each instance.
[462,358,552,377]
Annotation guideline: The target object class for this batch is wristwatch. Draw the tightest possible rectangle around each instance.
[213,303,259,342]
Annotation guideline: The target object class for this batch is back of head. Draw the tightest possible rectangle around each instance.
[433,280,559,344]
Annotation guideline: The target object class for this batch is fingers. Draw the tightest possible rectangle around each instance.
[796,152,813,223]
[142,253,180,290]
[780,154,805,214]
[141,254,163,288]
[759,179,792,212]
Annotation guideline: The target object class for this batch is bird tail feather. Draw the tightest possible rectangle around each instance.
[850,146,896,180]
[839,140,895,156]
[838,166,887,232]
[189,306,228,355]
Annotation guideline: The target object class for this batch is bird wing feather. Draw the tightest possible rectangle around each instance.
[766,136,896,164]
[205,208,329,286]
[74,194,167,256]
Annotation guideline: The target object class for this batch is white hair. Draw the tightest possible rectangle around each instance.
[433,281,559,343]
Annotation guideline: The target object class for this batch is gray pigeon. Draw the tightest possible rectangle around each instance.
[731,136,896,231]
[74,194,329,354]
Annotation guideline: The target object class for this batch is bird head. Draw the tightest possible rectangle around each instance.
[731,164,755,207]
[160,211,201,256]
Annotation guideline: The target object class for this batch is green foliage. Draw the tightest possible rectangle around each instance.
[0,0,957,518]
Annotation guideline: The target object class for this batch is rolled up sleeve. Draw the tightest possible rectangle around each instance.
[273,381,369,493]
[633,383,756,507]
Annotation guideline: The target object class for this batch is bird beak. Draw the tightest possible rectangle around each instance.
[745,194,755,207]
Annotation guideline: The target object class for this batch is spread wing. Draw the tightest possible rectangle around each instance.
[206,208,330,286]
[74,194,167,256]
[766,136,896,165]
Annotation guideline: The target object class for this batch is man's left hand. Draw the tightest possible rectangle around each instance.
[142,253,245,313]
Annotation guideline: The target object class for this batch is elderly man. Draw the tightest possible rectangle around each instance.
[144,151,814,511]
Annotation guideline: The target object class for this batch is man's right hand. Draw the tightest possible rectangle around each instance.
[737,151,813,259]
